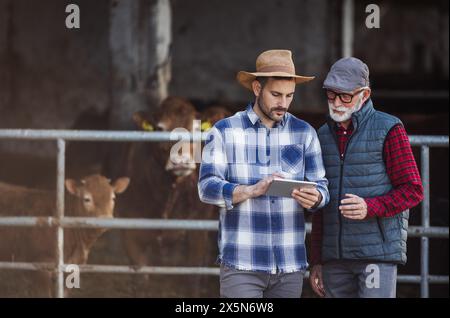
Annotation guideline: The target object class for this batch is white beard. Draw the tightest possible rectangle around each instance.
[328,93,365,122]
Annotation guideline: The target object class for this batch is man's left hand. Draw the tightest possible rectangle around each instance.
[340,194,368,220]
[292,188,322,209]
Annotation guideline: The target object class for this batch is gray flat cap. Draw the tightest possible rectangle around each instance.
[323,57,370,92]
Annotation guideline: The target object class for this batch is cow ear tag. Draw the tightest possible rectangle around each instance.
[142,120,154,131]
[201,121,212,132]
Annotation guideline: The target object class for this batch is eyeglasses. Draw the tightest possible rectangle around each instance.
[326,88,366,104]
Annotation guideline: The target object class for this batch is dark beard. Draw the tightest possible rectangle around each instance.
[256,95,282,122]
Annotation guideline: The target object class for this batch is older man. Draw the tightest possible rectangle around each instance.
[198,50,329,298]
[310,57,424,298]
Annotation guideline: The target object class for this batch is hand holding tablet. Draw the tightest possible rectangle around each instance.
[266,177,318,198]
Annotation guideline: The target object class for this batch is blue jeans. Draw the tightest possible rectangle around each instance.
[322,260,397,298]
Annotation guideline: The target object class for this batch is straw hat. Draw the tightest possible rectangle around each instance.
[237,49,315,90]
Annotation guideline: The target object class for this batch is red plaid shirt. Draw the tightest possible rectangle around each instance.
[310,122,424,265]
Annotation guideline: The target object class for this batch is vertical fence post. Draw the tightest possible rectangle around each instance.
[55,139,66,298]
[421,146,430,298]
[342,0,354,57]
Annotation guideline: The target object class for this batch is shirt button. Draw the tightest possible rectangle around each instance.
[343,131,347,135]
[271,200,275,204]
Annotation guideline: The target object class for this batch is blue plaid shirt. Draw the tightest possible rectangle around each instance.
[198,104,329,273]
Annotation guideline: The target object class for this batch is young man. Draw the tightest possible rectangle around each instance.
[198,49,329,298]
[310,57,424,298]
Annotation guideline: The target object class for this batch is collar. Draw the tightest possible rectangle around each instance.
[351,98,375,130]
[335,121,354,132]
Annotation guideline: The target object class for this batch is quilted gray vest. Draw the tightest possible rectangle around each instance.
[317,99,409,265]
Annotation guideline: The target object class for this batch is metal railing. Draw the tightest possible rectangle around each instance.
[0,129,448,298]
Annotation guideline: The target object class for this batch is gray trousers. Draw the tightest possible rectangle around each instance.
[322,260,397,298]
[219,264,304,298]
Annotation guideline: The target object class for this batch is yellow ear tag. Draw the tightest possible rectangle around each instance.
[142,120,154,131]
[201,121,212,132]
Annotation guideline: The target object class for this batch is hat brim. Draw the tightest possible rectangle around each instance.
[237,71,315,91]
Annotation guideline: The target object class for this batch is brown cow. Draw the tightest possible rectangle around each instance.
[0,174,130,297]
[117,97,230,297]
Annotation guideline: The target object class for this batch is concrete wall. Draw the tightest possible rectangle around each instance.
[0,0,110,129]
[354,1,449,84]
[0,0,110,157]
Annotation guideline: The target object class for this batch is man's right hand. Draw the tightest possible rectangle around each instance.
[232,173,284,205]
[248,172,284,197]
[309,265,326,297]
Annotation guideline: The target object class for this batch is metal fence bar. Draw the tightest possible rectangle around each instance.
[342,0,354,58]
[397,275,449,284]
[78,265,220,276]
[0,261,56,271]
[55,139,65,298]
[0,130,202,142]
[421,146,430,298]
[408,226,449,238]
[0,261,448,286]
[0,217,448,238]
[410,136,449,147]
[0,130,448,146]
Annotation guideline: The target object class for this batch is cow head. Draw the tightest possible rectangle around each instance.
[156,97,199,177]
[133,98,232,179]
[65,175,130,217]
[133,97,199,178]
[199,106,231,129]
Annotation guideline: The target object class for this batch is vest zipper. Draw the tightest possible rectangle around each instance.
[338,157,344,258]
[332,124,356,260]
[330,131,344,259]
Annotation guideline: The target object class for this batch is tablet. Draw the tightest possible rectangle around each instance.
[266,178,318,197]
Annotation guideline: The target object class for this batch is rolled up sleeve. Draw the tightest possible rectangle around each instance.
[198,127,237,210]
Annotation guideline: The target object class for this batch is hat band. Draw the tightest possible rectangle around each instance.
[257,65,295,74]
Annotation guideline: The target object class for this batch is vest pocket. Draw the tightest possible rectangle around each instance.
[376,217,386,242]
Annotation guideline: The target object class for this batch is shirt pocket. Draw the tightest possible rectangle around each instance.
[280,144,305,175]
